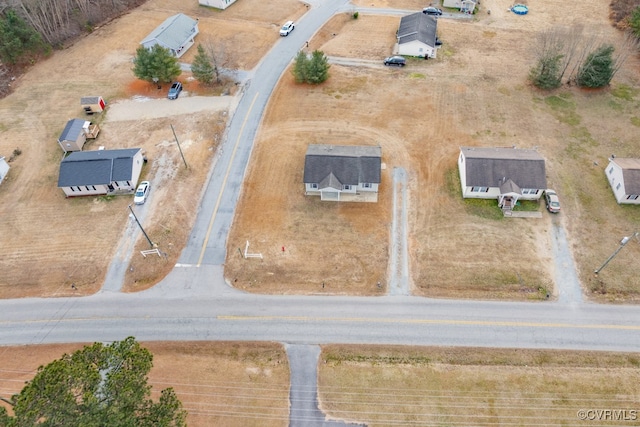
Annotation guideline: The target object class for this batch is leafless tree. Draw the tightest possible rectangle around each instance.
[200,36,230,84]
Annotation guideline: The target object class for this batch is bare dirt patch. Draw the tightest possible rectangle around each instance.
[319,344,640,426]
[225,0,640,301]
[0,342,289,427]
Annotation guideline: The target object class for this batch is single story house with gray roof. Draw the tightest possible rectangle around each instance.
[58,148,144,198]
[199,0,238,9]
[304,144,382,202]
[397,12,438,59]
[140,13,199,58]
[458,146,547,212]
[605,157,640,205]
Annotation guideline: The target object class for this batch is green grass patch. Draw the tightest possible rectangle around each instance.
[408,72,426,79]
[544,94,581,126]
[464,198,504,220]
[610,84,637,101]
[513,200,539,211]
[631,117,640,127]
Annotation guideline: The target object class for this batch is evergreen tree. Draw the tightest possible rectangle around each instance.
[629,6,640,39]
[575,44,615,88]
[191,44,215,85]
[529,52,563,89]
[0,337,186,427]
[292,50,309,83]
[0,10,49,65]
[133,44,182,85]
[306,50,330,84]
[292,50,330,85]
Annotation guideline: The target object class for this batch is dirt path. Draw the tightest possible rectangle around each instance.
[388,167,410,296]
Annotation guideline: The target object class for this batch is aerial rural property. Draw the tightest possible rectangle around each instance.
[0,0,639,425]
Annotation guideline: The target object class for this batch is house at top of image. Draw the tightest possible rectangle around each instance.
[396,12,438,59]
[57,148,144,198]
[458,146,547,214]
[304,144,382,202]
[605,157,640,205]
[57,118,100,153]
[198,0,238,9]
[140,13,199,58]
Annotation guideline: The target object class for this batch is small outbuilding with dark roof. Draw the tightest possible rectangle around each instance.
[458,146,547,213]
[303,144,382,202]
[57,148,144,198]
[57,118,100,153]
[140,13,199,58]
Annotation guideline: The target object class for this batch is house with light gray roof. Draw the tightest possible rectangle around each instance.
[304,145,382,202]
[397,12,438,59]
[140,13,199,58]
[458,147,547,213]
[58,148,144,198]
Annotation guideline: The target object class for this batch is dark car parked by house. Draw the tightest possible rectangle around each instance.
[384,56,406,67]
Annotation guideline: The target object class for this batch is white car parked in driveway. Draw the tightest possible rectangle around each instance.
[134,181,150,205]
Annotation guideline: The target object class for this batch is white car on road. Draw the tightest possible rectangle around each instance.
[280,21,295,36]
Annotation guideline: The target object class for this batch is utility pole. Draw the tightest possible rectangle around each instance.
[594,232,638,275]
[170,124,188,169]
[128,205,154,248]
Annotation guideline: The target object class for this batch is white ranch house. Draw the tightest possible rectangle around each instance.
[396,12,438,59]
[605,157,640,205]
[57,148,144,198]
[140,13,199,58]
[303,145,382,202]
[458,147,547,214]
[0,156,9,186]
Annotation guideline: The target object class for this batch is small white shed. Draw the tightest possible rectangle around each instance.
[81,96,105,114]
[605,157,640,205]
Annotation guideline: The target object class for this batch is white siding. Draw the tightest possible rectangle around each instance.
[605,159,640,205]
[398,40,435,59]
[199,0,237,9]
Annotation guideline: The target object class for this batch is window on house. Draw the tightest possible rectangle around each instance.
[522,189,538,195]
[627,195,639,200]
[310,183,318,189]
[616,183,621,190]
[608,167,614,175]
[343,185,351,190]
[471,187,489,192]
[70,187,75,192]
[363,183,372,189]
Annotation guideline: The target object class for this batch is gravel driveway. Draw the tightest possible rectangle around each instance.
[106,94,238,122]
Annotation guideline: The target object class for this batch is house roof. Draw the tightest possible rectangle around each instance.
[304,145,382,187]
[140,13,198,51]
[611,158,640,194]
[80,96,102,105]
[58,148,141,187]
[397,12,437,47]
[58,119,88,143]
[461,146,547,189]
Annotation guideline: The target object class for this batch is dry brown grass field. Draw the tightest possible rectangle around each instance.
[0,342,290,427]
[319,345,640,426]
[0,0,304,297]
[226,0,640,301]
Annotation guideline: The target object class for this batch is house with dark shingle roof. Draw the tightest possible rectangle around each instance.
[57,148,144,198]
[458,147,547,212]
[303,145,382,202]
[397,12,438,59]
[140,13,199,58]
[605,157,640,205]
